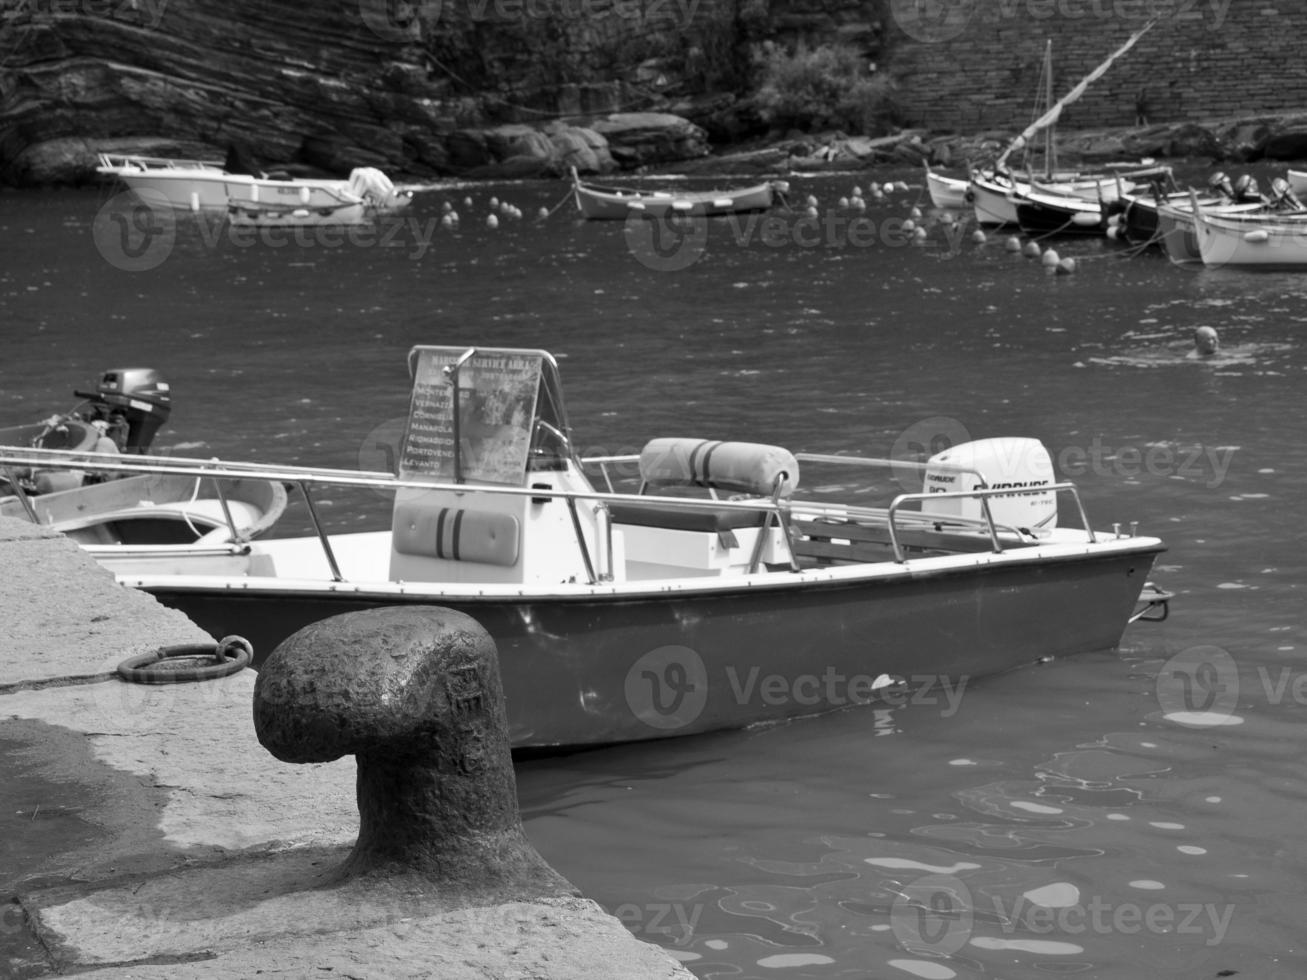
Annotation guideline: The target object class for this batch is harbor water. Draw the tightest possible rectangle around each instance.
[2,174,1306,978]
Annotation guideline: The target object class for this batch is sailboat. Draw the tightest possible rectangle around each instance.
[971,23,1168,231]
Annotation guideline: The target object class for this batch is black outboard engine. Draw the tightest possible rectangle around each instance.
[75,368,172,454]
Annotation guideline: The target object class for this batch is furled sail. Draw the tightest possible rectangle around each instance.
[995,19,1158,172]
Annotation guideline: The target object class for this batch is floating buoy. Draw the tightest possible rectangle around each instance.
[1194,326,1219,356]
[486,214,499,229]
[895,181,910,192]
[882,182,894,195]
[1022,241,1041,258]
[852,197,866,212]
[839,196,849,208]
[441,213,455,229]
[909,206,922,219]
[1056,257,1077,275]
[442,201,453,213]
[489,196,499,209]
[805,194,819,208]
[902,218,916,232]
[1041,248,1060,267]
[972,229,988,244]
[1106,225,1120,240]
[1005,235,1022,252]
[912,226,928,241]
[463,196,473,207]
[805,205,819,218]
[537,206,549,220]
[852,185,862,197]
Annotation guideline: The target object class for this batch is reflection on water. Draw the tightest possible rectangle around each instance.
[1083,340,1294,370]
[4,177,1307,978]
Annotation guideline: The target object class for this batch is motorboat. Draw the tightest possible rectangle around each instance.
[97,153,415,220]
[0,346,1171,750]
[0,368,287,546]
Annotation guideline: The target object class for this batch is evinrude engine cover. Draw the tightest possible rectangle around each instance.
[923,437,1058,531]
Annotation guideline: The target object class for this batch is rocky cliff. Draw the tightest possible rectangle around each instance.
[0,0,883,185]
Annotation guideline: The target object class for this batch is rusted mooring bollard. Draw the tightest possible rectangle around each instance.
[253,606,572,894]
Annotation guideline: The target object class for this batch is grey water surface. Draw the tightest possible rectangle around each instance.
[2,175,1305,978]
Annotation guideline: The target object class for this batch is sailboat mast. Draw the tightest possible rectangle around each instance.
[1044,40,1055,178]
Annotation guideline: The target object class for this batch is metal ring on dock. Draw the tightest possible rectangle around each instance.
[116,635,253,684]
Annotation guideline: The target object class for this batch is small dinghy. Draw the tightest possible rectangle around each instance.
[0,368,287,546]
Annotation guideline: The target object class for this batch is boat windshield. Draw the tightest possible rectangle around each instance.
[401,346,575,486]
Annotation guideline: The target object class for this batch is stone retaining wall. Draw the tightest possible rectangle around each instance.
[887,3,1307,133]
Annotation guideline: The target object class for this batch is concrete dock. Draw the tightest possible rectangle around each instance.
[0,516,692,979]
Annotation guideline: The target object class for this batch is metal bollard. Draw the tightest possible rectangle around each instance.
[252,605,575,894]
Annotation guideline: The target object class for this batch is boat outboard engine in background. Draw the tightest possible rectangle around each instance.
[921,437,1058,532]
[75,368,172,454]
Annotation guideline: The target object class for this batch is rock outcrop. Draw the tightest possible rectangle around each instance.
[0,0,721,185]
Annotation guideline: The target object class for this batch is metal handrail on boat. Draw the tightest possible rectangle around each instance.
[888,482,1096,564]
[0,446,1113,581]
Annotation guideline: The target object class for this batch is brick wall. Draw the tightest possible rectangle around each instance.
[886,1,1307,132]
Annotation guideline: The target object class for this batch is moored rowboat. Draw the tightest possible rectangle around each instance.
[571,169,784,220]
[1189,193,1307,268]
[925,167,970,209]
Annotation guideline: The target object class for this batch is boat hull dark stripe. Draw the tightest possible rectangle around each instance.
[146,546,1160,749]
[1016,201,1103,237]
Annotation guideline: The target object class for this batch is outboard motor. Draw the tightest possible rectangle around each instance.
[1208,171,1234,201]
[921,437,1058,532]
[1233,174,1265,204]
[1271,177,1304,212]
[76,368,172,453]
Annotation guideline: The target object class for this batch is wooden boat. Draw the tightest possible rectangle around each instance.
[1288,169,1307,199]
[1014,166,1171,237]
[1,346,1171,750]
[972,26,1157,228]
[0,368,288,546]
[925,167,970,210]
[1116,186,1260,251]
[1189,193,1307,268]
[1015,184,1109,236]
[97,153,414,217]
[571,169,785,220]
[1154,198,1267,264]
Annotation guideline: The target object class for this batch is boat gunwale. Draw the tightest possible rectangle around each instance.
[111,532,1165,601]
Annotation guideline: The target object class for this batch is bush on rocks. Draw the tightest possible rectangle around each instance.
[754,42,900,137]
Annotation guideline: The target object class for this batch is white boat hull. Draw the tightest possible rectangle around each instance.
[1193,211,1307,267]
[926,169,970,210]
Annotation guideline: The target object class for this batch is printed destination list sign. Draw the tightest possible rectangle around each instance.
[399,348,542,485]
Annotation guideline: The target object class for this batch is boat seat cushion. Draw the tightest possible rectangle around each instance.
[392,505,520,567]
[607,500,769,534]
[638,438,799,498]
